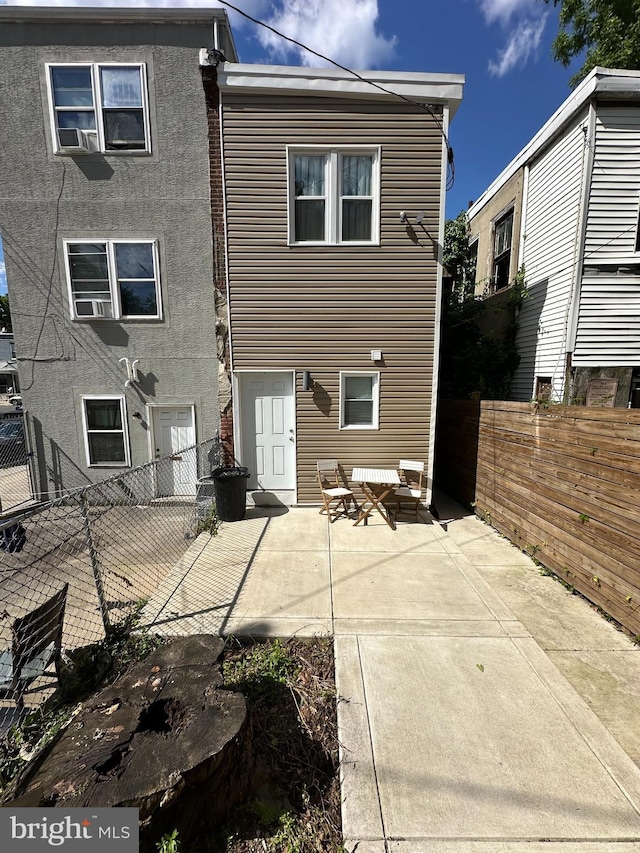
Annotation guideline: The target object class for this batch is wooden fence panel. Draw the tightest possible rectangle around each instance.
[435,400,640,637]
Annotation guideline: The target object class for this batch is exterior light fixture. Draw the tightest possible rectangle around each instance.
[302,370,312,391]
[399,211,408,223]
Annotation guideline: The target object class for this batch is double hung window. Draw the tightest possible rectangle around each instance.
[65,239,161,320]
[340,372,380,429]
[492,209,514,291]
[48,63,150,153]
[290,148,379,244]
[82,396,129,466]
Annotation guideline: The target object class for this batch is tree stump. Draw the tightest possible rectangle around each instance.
[11,635,250,851]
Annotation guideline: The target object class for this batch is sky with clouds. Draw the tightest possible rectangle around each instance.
[0,0,581,294]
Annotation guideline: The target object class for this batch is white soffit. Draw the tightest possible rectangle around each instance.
[217,63,464,117]
[468,66,640,219]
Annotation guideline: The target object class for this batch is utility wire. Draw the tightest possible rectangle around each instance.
[216,0,456,189]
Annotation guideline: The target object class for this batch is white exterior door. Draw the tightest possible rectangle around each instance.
[240,372,295,492]
[152,405,196,496]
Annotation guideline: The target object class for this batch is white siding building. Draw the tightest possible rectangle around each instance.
[468,68,640,407]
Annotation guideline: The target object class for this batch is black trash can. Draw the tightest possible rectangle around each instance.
[212,466,250,522]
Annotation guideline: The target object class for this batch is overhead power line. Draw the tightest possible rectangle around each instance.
[216,0,456,189]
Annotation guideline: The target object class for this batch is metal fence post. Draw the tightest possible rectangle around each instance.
[79,491,110,633]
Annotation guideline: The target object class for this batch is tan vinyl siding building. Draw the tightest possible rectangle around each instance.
[218,65,464,504]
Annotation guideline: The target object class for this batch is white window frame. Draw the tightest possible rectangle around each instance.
[64,238,162,321]
[287,147,380,246]
[339,371,380,430]
[46,62,151,155]
[81,394,130,467]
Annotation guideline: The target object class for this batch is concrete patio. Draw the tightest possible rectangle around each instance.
[142,495,640,851]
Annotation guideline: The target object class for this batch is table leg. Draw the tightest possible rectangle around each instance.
[354,484,396,530]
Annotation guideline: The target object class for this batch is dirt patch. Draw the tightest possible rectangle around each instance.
[196,636,342,853]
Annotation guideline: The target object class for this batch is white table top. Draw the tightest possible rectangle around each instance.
[352,467,401,485]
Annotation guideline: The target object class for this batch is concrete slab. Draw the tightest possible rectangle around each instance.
[331,552,497,622]
[471,563,634,651]
[330,516,448,554]
[220,616,331,637]
[351,634,640,840]
[333,618,515,637]
[335,635,384,841]
[256,507,329,551]
[227,549,332,623]
[546,649,640,768]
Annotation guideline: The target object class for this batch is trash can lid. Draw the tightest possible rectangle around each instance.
[211,466,250,479]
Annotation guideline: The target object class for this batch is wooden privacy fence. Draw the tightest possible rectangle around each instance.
[435,399,640,637]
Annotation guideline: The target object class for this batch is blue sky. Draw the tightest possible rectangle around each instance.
[0,0,583,295]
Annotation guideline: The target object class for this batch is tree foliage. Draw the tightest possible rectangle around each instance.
[546,0,640,89]
[443,210,476,299]
[0,295,11,332]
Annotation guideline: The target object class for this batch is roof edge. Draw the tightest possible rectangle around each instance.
[0,5,230,23]
[468,66,640,220]
[218,62,464,114]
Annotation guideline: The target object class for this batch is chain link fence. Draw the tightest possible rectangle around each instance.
[0,411,33,515]
[0,436,222,734]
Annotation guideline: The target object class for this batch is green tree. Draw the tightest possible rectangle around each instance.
[443,210,476,299]
[0,295,11,332]
[546,0,640,89]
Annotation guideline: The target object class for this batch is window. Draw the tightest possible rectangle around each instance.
[339,372,380,429]
[535,376,552,402]
[81,396,129,466]
[289,148,379,244]
[64,240,161,320]
[47,63,150,154]
[492,209,514,291]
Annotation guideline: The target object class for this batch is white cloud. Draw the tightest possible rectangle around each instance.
[488,15,547,77]
[256,0,396,69]
[0,258,6,295]
[477,0,538,26]
[0,0,394,67]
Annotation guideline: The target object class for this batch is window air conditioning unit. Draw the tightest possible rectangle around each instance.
[57,128,96,154]
[75,299,113,318]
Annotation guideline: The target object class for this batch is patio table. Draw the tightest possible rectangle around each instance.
[351,467,401,530]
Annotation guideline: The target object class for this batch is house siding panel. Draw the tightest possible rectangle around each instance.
[574,105,640,366]
[512,115,588,401]
[221,93,444,503]
[583,105,640,261]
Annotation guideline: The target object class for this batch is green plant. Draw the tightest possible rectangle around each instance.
[224,638,298,692]
[578,513,590,524]
[156,829,180,853]
[196,502,219,536]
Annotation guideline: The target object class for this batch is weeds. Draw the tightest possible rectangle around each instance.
[157,830,181,853]
[197,503,219,537]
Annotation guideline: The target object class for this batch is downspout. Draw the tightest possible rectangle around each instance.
[218,77,236,463]
[427,104,450,511]
[518,164,529,264]
[564,102,596,401]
